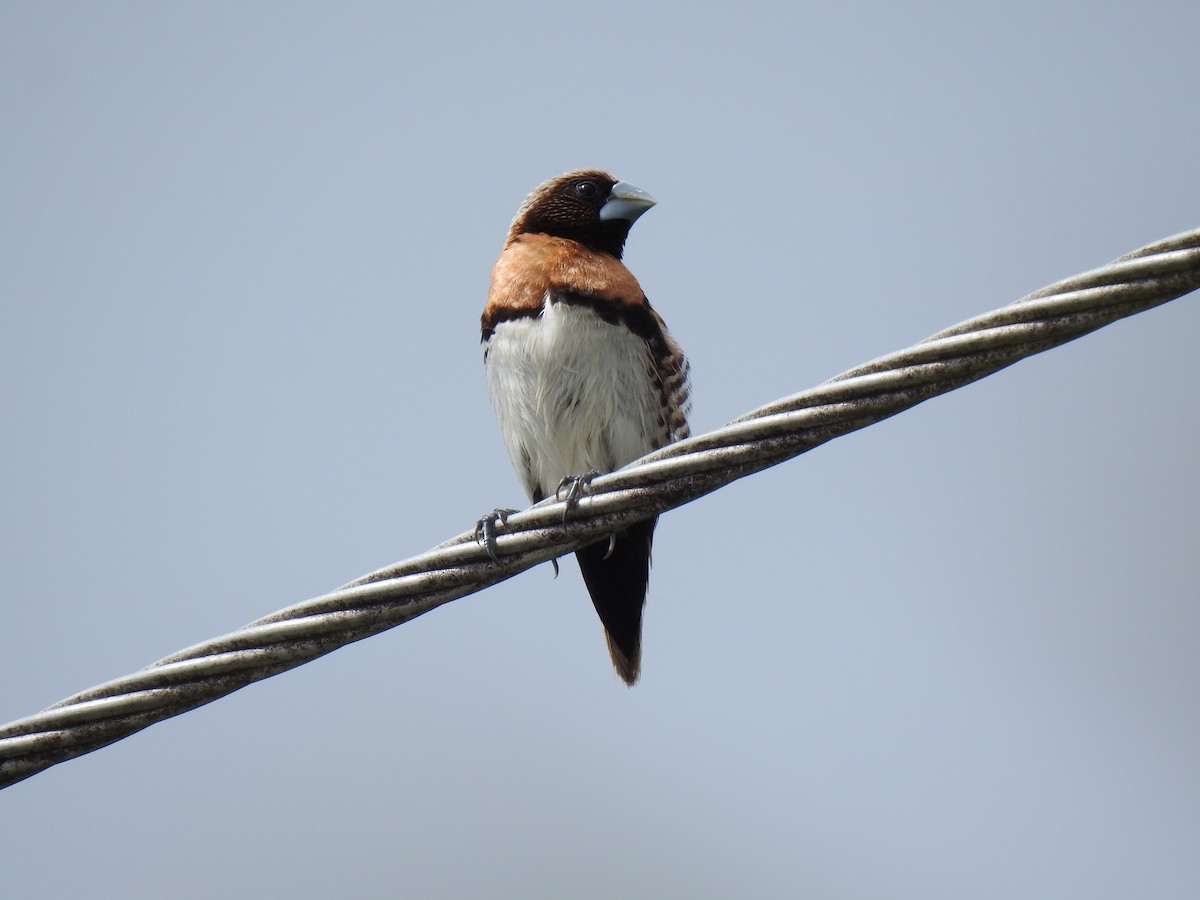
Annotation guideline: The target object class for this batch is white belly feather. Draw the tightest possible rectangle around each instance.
[484,301,664,501]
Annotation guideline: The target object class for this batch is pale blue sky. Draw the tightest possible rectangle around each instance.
[3,3,1199,898]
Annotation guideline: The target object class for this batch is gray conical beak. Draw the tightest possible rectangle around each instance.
[599,181,656,223]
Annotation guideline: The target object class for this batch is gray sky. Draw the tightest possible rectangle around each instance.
[3,3,1198,898]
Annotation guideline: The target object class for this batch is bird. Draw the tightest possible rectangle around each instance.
[480,169,690,685]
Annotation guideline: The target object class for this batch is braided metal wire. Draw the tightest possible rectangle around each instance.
[2,227,1198,789]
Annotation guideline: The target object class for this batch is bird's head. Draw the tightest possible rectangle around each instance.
[508,169,656,259]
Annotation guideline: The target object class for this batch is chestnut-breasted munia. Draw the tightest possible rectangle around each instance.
[481,169,690,684]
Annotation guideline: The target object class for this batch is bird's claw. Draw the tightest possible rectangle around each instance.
[554,469,602,522]
[553,471,616,559]
[602,533,617,560]
[475,508,519,562]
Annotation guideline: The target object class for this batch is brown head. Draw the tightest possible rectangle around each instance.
[506,169,656,259]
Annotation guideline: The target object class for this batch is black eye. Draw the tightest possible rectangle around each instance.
[574,181,600,200]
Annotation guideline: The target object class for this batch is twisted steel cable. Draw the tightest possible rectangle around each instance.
[2,227,1198,789]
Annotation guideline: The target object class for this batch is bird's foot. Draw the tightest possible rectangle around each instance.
[474,508,519,562]
[554,471,616,557]
[554,469,602,522]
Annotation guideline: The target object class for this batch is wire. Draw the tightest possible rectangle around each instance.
[2,227,1198,790]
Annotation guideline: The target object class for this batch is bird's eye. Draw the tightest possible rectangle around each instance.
[574,181,600,200]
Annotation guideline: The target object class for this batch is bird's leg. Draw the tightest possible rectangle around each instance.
[474,508,519,562]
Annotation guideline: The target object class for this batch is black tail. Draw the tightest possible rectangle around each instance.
[574,517,657,686]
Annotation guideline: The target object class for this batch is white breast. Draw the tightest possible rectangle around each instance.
[484,300,665,501]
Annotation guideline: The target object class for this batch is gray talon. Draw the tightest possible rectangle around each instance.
[601,533,617,560]
[554,469,602,522]
[475,508,518,562]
